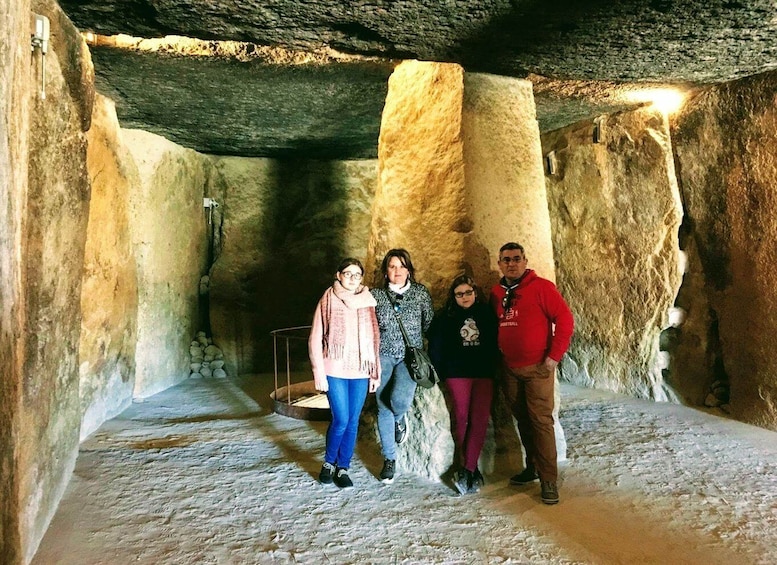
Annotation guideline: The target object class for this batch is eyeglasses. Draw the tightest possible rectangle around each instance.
[500,255,525,264]
[454,289,475,299]
[341,271,363,280]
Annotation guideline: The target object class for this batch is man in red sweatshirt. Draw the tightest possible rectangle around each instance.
[490,242,574,505]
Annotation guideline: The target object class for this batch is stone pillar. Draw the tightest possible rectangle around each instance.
[366,60,467,300]
[462,72,566,465]
[462,73,555,285]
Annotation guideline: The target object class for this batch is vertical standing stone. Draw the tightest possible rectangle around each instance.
[79,95,139,440]
[543,109,683,401]
[123,130,210,398]
[463,72,566,464]
[673,71,777,429]
[366,60,467,299]
[462,73,556,285]
[0,0,31,561]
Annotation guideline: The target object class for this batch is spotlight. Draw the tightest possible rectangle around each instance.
[624,88,686,115]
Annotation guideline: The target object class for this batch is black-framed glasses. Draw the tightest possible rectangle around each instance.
[341,271,363,280]
[502,289,514,311]
[454,289,475,299]
[500,255,525,264]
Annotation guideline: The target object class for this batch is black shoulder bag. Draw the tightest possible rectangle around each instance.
[385,290,440,389]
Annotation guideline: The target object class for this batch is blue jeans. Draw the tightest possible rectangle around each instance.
[376,355,417,460]
[325,376,369,469]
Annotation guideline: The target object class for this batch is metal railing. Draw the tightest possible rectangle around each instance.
[270,325,312,406]
[269,325,331,420]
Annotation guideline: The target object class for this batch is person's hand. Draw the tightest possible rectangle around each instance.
[314,375,329,392]
[369,378,380,393]
[543,357,559,372]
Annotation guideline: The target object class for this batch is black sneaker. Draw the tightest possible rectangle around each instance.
[319,462,335,485]
[395,417,408,445]
[540,481,559,505]
[470,467,484,493]
[334,467,353,489]
[509,466,539,486]
[379,459,396,484]
[453,469,473,495]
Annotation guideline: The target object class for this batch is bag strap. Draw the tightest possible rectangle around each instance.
[384,289,413,349]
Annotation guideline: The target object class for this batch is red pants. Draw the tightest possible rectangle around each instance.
[502,364,557,482]
[446,378,494,472]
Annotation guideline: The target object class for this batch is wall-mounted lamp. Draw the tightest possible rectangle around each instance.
[544,151,557,176]
[30,14,50,100]
[593,116,605,144]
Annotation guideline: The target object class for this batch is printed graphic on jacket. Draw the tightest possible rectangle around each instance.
[460,318,480,347]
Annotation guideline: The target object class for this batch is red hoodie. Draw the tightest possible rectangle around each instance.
[490,270,574,368]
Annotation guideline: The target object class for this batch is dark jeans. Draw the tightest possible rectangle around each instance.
[325,376,369,469]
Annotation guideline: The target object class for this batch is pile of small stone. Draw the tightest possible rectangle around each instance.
[704,378,730,412]
[190,331,227,378]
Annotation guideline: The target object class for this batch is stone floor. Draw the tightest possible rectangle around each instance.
[32,375,777,564]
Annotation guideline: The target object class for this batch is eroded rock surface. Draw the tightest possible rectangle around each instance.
[79,95,139,440]
[57,1,777,159]
[672,70,777,429]
[543,109,683,401]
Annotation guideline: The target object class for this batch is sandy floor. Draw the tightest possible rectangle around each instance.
[32,375,777,564]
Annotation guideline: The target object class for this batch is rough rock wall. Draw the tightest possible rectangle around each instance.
[0,0,31,561]
[79,95,139,440]
[0,1,96,562]
[122,130,210,398]
[543,109,683,400]
[208,157,378,377]
[672,71,777,429]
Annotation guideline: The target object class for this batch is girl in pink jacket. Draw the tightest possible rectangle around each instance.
[308,258,381,488]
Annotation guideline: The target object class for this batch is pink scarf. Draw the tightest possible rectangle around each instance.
[320,281,379,380]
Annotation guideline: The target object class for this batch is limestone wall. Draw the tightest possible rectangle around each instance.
[0,0,31,560]
[543,109,683,400]
[208,157,378,377]
[0,0,95,562]
[79,95,139,440]
[122,130,211,398]
[672,71,777,429]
